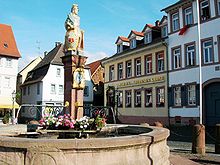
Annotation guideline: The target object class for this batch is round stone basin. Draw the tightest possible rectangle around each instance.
[0,124,170,165]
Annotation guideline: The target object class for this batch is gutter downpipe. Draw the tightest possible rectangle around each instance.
[162,40,170,126]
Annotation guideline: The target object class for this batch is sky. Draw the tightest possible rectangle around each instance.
[0,0,177,71]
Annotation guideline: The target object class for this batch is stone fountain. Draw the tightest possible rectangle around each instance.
[0,4,170,165]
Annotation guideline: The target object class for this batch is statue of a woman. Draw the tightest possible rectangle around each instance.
[64,4,84,53]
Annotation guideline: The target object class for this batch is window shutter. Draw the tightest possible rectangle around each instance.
[168,87,173,107]
[196,84,200,106]
[181,85,187,106]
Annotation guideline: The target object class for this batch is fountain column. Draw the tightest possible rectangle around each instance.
[61,4,86,120]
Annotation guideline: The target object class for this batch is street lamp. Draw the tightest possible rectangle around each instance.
[12,90,16,125]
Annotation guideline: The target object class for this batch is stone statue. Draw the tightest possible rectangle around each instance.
[64,4,84,53]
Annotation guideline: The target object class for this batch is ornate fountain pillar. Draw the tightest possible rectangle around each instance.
[62,4,87,120]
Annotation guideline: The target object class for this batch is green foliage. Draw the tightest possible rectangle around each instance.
[2,113,10,124]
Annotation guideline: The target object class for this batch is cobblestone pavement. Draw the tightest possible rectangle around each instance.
[168,126,220,165]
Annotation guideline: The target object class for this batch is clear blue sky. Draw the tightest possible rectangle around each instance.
[0,0,177,70]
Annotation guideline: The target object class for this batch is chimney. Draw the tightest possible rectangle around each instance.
[55,42,62,47]
[155,20,160,27]
[44,51,47,57]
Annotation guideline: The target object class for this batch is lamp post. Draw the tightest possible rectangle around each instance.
[12,90,16,125]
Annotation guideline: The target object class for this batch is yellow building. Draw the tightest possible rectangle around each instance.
[102,18,169,125]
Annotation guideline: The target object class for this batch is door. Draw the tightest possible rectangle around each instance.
[205,82,220,126]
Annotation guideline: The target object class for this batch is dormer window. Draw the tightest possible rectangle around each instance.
[117,44,123,53]
[144,32,152,44]
[171,12,179,32]
[184,6,193,25]
[130,38,136,49]
[161,25,168,38]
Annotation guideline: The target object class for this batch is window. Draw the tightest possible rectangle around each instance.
[157,52,164,72]
[145,55,152,74]
[184,7,193,25]
[172,47,181,69]
[50,84,56,94]
[187,84,196,106]
[23,87,26,96]
[109,65,114,81]
[6,58,12,67]
[117,44,123,53]
[145,88,152,107]
[144,32,152,44]
[83,86,89,97]
[161,25,168,38]
[57,68,61,77]
[37,83,40,95]
[200,0,210,21]
[171,12,179,32]
[130,38,136,49]
[156,87,165,107]
[135,90,141,107]
[117,91,123,107]
[125,90,132,107]
[59,85,64,95]
[126,61,132,78]
[202,39,213,64]
[28,86,30,95]
[186,44,195,66]
[4,77,10,88]
[118,63,123,80]
[217,0,220,15]
[174,86,181,106]
[135,58,141,76]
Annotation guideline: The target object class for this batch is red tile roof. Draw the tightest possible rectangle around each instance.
[0,24,20,58]
[115,36,129,44]
[131,30,144,37]
[87,60,101,75]
[142,24,160,33]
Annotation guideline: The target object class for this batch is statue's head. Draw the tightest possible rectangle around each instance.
[71,4,79,15]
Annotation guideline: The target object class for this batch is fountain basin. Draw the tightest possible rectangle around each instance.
[0,125,169,165]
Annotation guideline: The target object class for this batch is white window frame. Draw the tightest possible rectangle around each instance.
[145,56,152,74]
[59,85,64,95]
[130,38,136,49]
[5,58,12,68]
[135,58,141,76]
[157,53,164,72]
[117,44,123,53]
[187,85,196,106]
[126,61,132,78]
[161,25,168,38]
[174,86,181,106]
[173,48,181,69]
[145,88,152,107]
[203,40,213,64]
[144,32,152,44]
[50,84,56,94]
[56,68,61,77]
[186,44,195,66]
[117,91,123,107]
[135,90,141,107]
[184,7,193,25]
[125,90,132,107]
[200,0,210,21]
[172,12,179,32]
[118,63,123,80]
[157,87,165,107]
[109,65,114,81]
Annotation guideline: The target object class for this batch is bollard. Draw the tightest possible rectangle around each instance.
[192,124,205,155]
[215,124,220,154]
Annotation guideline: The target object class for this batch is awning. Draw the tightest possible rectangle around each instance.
[0,97,20,109]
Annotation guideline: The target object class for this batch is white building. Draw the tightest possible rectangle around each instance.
[20,43,93,121]
[0,24,21,117]
[162,0,220,126]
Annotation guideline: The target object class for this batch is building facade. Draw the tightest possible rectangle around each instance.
[0,24,20,117]
[102,20,169,125]
[20,43,93,121]
[162,0,220,125]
